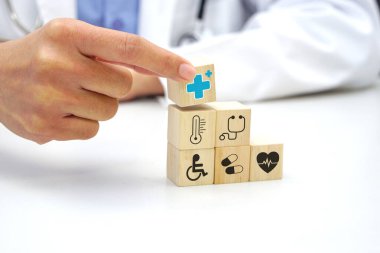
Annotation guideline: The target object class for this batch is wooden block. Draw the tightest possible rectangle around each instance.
[168,104,216,150]
[214,145,250,184]
[167,143,215,186]
[206,102,251,147]
[250,144,283,181]
[168,64,216,107]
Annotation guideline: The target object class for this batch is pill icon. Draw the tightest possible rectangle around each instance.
[221,154,238,166]
[221,154,244,175]
[225,165,244,175]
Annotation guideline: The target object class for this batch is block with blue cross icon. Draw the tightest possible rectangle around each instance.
[168,64,216,107]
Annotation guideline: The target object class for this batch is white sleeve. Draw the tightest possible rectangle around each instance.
[173,0,380,101]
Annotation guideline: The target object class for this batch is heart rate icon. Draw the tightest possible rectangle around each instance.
[256,152,279,173]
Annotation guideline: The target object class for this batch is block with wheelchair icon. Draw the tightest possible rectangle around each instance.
[167,64,216,107]
[214,145,251,184]
[168,104,216,150]
[167,143,215,186]
[207,102,251,148]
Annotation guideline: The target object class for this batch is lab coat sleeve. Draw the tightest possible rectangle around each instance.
[172,0,380,101]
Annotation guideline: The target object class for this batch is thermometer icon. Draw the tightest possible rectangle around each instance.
[190,115,206,144]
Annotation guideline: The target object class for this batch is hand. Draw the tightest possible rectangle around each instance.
[0,18,196,144]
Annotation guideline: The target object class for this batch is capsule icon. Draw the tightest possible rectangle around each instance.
[225,165,244,175]
[221,154,244,174]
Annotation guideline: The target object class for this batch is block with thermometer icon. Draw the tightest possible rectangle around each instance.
[167,64,216,107]
[168,104,216,150]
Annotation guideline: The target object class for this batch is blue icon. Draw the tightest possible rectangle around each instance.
[205,69,213,78]
[186,74,211,99]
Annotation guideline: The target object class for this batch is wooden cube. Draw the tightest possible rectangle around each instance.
[206,102,251,148]
[214,146,250,184]
[167,143,215,186]
[168,104,216,150]
[250,144,283,181]
[168,64,216,107]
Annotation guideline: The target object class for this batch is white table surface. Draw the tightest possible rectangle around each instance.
[0,83,379,253]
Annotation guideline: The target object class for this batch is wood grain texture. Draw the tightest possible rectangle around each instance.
[206,102,251,147]
[250,144,283,181]
[214,145,250,184]
[168,104,216,150]
[167,143,215,186]
[167,64,216,107]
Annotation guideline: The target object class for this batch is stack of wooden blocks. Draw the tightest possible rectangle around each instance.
[167,63,283,186]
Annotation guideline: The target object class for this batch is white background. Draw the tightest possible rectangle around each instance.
[1,84,379,253]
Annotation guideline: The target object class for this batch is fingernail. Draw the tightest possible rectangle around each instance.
[179,63,196,81]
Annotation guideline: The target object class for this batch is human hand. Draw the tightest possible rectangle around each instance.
[0,18,195,144]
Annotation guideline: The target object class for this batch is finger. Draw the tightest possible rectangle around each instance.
[54,116,99,141]
[65,89,119,121]
[79,57,133,98]
[72,20,196,82]
[95,57,157,76]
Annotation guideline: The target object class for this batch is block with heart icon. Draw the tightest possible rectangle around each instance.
[168,104,216,150]
[214,145,250,184]
[250,144,283,181]
[167,64,216,107]
[206,102,251,148]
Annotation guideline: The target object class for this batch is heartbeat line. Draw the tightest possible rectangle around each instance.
[258,159,277,167]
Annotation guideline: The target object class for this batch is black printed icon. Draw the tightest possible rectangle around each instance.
[256,152,279,173]
[186,154,208,181]
[221,154,243,175]
[190,115,206,144]
[219,115,246,141]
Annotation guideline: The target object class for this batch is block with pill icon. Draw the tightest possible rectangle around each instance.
[206,102,251,148]
[167,143,215,186]
[168,104,216,150]
[214,145,251,184]
[250,144,283,181]
[167,64,216,107]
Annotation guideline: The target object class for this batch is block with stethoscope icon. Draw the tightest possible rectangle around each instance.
[207,102,251,148]
[167,64,216,107]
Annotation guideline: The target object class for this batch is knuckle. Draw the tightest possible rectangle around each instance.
[33,138,51,145]
[121,34,143,60]
[31,48,61,82]
[43,19,74,40]
[159,54,174,74]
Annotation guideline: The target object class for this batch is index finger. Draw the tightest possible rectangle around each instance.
[72,20,196,82]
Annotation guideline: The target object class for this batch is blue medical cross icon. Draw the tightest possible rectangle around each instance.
[205,69,213,78]
[186,74,211,99]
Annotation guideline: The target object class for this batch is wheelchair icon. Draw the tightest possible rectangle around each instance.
[186,154,208,181]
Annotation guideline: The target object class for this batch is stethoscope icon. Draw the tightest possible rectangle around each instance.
[219,115,246,141]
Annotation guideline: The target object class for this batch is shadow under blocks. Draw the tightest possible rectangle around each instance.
[167,63,283,186]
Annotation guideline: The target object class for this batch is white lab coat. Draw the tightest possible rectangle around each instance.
[1,0,380,101]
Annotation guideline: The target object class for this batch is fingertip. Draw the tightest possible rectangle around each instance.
[178,63,196,82]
